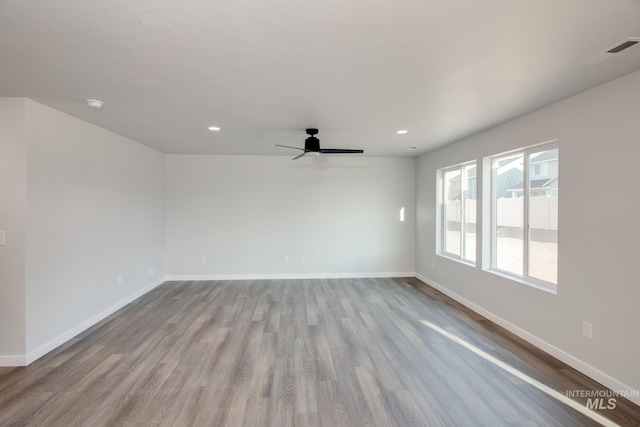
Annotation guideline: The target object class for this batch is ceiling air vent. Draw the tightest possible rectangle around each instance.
[608,40,639,53]
[581,37,640,66]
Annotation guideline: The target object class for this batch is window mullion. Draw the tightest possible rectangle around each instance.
[523,152,530,279]
[491,159,498,269]
[460,166,466,260]
[442,173,447,256]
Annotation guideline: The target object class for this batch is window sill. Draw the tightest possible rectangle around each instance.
[484,268,557,295]
[437,253,476,268]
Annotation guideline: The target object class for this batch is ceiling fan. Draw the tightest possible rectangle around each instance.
[276,128,364,160]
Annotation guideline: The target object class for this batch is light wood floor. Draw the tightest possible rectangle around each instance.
[1,278,639,426]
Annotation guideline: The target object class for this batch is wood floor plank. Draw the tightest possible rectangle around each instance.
[293,338,317,414]
[354,366,394,427]
[1,278,639,426]
[308,324,336,382]
[315,380,343,427]
[242,397,271,427]
[248,332,277,399]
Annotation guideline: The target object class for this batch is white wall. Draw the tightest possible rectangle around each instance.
[0,98,28,363]
[166,155,415,278]
[24,100,166,360]
[416,69,640,398]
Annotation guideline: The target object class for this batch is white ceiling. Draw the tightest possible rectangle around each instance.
[2,0,640,157]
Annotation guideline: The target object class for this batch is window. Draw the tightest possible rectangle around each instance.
[488,142,558,290]
[532,162,548,177]
[438,161,477,263]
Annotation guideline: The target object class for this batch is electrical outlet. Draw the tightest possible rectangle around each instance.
[300,255,305,263]
[148,266,155,277]
[582,321,593,339]
[117,276,123,287]
[283,255,289,263]
[431,260,435,269]
[201,256,206,264]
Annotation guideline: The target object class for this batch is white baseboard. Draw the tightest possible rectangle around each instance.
[415,273,640,406]
[166,272,416,281]
[21,277,167,366]
[0,354,27,366]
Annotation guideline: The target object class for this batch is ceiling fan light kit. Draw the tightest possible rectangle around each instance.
[276,128,364,160]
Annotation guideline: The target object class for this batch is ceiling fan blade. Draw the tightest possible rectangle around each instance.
[319,148,364,154]
[292,152,307,160]
[276,144,305,151]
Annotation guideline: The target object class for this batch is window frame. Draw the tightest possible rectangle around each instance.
[488,140,558,291]
[437,160,477,265]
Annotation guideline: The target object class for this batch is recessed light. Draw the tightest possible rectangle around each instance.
[396,130,408,135]
[208,126,221,131]
[407,146,419,151]
[86,99,103,109]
